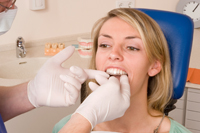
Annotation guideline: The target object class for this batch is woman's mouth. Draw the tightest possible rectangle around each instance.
[106,68,128,76]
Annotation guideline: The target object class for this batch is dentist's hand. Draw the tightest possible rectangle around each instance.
[27,46,108,107]
[74,75,130,129]
[59,66,109,107]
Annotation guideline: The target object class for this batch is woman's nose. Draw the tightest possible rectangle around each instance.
[109,46,123,61]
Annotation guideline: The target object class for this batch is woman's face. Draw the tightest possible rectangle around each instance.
[96,17,155,95]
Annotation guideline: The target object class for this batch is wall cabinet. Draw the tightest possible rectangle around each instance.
[185,88,200,133]
[169,87,200,133]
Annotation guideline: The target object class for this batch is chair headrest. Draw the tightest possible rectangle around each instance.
[137,8,194,99]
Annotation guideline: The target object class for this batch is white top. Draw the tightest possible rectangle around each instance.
[91,131,120,133]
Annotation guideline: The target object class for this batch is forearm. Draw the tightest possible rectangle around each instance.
[0,82,35,121]
[59,113,91,133]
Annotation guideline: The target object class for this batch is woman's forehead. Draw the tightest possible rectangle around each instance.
[99,17,141,38]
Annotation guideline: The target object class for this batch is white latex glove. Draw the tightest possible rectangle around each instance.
[59,66,109,106]
[74,75,130,129]
[27,46,109,107]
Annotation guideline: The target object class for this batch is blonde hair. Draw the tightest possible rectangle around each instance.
[83,8,173,114]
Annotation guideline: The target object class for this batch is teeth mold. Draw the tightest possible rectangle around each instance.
[77,37,93,58]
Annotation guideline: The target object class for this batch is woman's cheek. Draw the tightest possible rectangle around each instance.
[96,53,105,70]
[128,75,135,89]
[96,60,104,71]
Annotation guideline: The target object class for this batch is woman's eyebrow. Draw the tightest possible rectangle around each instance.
[98,34,141,39]
[99,34,112,39]
[125,36,140,39]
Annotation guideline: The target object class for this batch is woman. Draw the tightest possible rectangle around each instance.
[53,8,191,133]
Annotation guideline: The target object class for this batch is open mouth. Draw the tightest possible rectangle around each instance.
[106,68,128,76]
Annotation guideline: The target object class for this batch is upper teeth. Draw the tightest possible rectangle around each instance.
[106,68,128,76]
[80,45,92,49]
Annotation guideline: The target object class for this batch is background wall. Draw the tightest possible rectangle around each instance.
[2,0,199,46]
[0,0,199,47]
[1,0,200,133]
[0,0,117,45]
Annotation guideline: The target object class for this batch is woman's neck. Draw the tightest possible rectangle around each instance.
[93,95,167,133]
[114,95,152,130]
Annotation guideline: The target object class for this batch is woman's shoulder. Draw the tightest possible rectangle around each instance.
[52,114,72,133]
[169,118,192,133]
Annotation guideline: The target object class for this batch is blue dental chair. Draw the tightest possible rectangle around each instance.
[137,8,194,114]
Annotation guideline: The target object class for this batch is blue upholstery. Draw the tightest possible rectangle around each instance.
[137,8,194,99]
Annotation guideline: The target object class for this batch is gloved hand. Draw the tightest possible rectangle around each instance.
[59,66,109,106]
[27,46,109,107]
[74,75,130,129]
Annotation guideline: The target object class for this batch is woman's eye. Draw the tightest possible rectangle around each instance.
[127,46,139,51]
[99,44,110,48]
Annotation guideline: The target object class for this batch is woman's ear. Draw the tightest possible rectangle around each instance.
[148,61,162,77]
